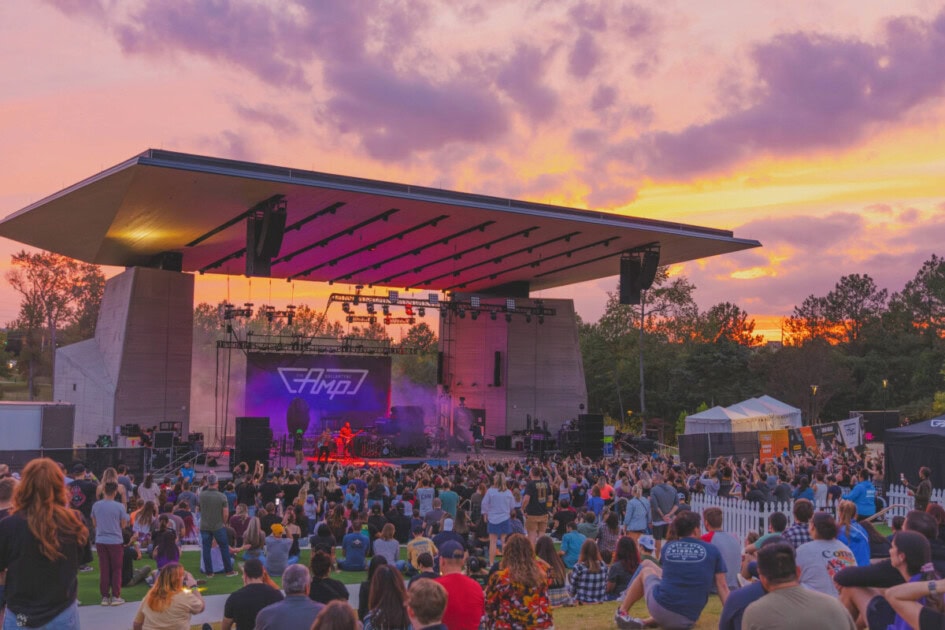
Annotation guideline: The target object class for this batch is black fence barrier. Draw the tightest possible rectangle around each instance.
[0,447,148,480]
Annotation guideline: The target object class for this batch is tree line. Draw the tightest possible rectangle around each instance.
[5,250,944,436]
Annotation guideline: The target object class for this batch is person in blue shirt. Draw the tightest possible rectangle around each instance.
[587,486,605,519]
[837,500,872,566]
[179,461,195,484]
[615,511,728,629]
[560,520,586,569]
[842,469,877,519]
[339,522,369,571]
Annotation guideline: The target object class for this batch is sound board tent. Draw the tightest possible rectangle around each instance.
[0,149,761,447]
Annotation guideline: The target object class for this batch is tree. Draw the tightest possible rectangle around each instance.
[698,302,764,346]
[5,250,105,397]
[822,274,888,346]
[895,255,945,347]
[784,295,833,346]
[393,322,438,387]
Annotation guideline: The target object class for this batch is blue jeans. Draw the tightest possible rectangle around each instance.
[3,601,78,630]
[201,528,233,574]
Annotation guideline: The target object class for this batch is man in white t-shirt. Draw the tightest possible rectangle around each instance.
[795,512,855,597]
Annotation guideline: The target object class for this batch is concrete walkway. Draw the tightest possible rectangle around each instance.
[78,584,360,627]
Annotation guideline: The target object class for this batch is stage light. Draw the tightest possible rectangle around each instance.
[505,298,515,312]
[429,293,439,305]
[382,304,390,316]
[458,308,466,319]
[471,310,479,321]
[471,296,480,308]
[490,310,497,321]
[343,302,351,314]
[525,314,532,323]
[367,303,375,314]
[418,306,425,317]
[405,304,414,316]
[388,290,399,303]
[505,313,512,323]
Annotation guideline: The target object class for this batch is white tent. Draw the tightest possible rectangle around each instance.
[684,396,802,434]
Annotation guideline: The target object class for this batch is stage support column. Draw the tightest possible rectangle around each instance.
[55,267,194,445]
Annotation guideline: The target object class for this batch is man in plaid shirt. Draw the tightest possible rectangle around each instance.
[782,499,814,549]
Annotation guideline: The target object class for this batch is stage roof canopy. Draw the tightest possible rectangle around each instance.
[0,150,760,293]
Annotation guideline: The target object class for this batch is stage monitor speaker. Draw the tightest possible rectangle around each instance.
[619,257,642,305]
[493,351,502,387]
[495,435,512,450]
[153,431,175,449]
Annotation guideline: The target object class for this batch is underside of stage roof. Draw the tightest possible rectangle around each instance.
[0,149,759,292]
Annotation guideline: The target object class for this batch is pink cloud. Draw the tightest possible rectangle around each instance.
[569,31,601,78]
[495,45,559,122]
[631,10,945,179]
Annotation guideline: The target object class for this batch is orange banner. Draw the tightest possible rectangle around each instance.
[758,430,790,463]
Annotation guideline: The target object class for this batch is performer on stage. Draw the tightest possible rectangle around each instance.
[293,429,305,467]
[339,422,354,457]
[317,427,333,463]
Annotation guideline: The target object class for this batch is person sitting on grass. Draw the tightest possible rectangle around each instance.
[309,550,349,605]
[560,520,586,569]
[363,564,412,630]
[615,511,728,629]
[406,525,438,577]
[133,563,204,630]
[151,515,180,570]
[220,558,283,630]
[122,528,153,589]
[568,538,608,604]
[338,519,369,572]
[263,523,293,577]
[536,535,573,607]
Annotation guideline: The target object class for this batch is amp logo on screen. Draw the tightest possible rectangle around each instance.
[277,368,370,399]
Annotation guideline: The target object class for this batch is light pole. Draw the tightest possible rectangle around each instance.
[809,384,819,425]
[882,378,888,421]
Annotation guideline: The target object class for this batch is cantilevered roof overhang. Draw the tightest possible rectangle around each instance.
[0,150,760,293]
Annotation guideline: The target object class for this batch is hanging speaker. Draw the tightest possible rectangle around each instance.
[246,197,287,277]
[493,351,502,387]
[619,257,642,305]
[639,248,660,291]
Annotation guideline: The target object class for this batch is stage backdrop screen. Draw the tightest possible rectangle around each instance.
[245,353,392,438]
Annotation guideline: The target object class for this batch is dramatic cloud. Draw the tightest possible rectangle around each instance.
[569,31,601,78]
[231,103,300,134]
[495,45,559,122]
[634,10,945,179]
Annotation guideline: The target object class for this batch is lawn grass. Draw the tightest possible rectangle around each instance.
[78,547,374,605]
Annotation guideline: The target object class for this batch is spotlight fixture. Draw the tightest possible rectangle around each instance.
[490,310,497,321]
[471,296,481,308]
[343,302,351,314]
[405,304,414,316]
[458,308,466,319]
[525,314,532,324]
[471,310,479,321]
[429,293,439,305]
[382,304,390,316]
[418,306,425,317]
[367,303,376,315]
[505,313,513,323]
[388,290,399,303]
[505,298,516,312]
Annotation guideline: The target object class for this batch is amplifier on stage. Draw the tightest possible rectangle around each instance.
[483,436,496,449]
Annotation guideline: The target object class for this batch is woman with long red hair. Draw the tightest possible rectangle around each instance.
[0,458,88,628]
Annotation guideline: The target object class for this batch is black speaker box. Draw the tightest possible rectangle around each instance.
[493,351,502,387]
[149,251,183,272]
[495,435,512,450]
[153,431,175,449]
[620,257,642,305]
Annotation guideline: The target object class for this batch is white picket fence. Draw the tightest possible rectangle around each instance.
[690,484,945,543]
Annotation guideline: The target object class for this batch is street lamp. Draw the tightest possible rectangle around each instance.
[882,378,888,421]
[809,385,819,425]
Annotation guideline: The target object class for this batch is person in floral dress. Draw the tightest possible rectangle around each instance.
[483,533,554,629]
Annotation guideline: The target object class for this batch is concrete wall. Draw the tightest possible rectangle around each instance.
[439,297,587,439]
[55,267,194,444]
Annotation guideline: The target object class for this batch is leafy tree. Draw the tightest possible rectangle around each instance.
[894,255,945,347]
[5,250,105,396]
[393,322,438,387]
[698,302,764,346]
[822,274,888,346]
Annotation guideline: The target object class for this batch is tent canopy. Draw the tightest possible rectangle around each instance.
[684,396,802,434]
[884,415,945,489]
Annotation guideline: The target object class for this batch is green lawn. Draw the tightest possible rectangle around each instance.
[78,547,373,605]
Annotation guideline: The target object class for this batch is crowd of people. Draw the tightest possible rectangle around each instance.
[0,437,942,629]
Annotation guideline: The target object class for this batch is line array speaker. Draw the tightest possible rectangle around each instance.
[493,351,502,387]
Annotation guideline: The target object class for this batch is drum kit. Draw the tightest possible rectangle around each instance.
[330,429,397,459]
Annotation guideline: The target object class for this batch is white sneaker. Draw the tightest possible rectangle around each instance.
[101,597,111,606]
[110,597,126,606]
[614,609,645,629]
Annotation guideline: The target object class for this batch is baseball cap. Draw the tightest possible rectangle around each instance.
[439,540,466,560]
[638,535,656,551]
[271,523,285,537]
[72,463,85,475]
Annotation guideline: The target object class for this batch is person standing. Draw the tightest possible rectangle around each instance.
[648,472,679,557]
[221,559,283,630]
[293,430,305,467]
[198,473,238,577]
[317,428,333,464]
[521,466,552,545]
[0,458,88,628]
[481,472,514,566]
[92,481,131,605]
[842,469,877,521]
[902,466,933,512]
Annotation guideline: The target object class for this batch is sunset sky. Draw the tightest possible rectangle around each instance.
[2,1,945,340]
